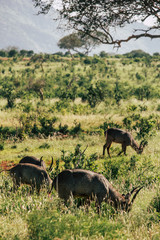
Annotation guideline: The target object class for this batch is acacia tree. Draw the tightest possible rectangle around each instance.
[58,33,83,55]
[58,32,100,55]
[33,0,160,47]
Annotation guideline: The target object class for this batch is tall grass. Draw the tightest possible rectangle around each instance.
[0,56,160,239]
[0,174,159,240]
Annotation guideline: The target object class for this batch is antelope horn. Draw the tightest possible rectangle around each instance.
[40,156,43,161]
[129,186,143,206]
[130,186,139,194]
[48,157,53,172]
[140,140,148,148]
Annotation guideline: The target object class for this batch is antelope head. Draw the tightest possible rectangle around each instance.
[120,186,143,212]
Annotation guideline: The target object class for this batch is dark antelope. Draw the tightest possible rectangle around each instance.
[103,128,147,157]
[0,163,52,193]
[50,169,143,213]
[19,156,53,171]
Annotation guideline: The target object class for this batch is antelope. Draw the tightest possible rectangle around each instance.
[19,156,53,171]
[0,163,52,194]
[49,169,143,213]
[103,128,147,157]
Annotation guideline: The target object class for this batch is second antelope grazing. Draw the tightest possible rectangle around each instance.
[103,128,147,157]
[0,163,52,193]
[50,169,142,213]
[19,156,53,171]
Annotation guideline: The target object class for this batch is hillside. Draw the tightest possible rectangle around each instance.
[0,0,65,53]
[0,0,160,54]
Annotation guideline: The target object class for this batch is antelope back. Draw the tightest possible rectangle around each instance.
[19,156,46,169]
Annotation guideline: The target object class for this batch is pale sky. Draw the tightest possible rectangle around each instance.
[143,16,157,27]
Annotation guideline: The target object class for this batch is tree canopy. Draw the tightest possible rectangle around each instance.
[58,32,100,55]
[33,0,160,47]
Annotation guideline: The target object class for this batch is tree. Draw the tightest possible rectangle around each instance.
[0,76,20,108]
[58,33,82,55]
[27,78,45,101]
[0,50,6,57]
[58,32,100,55]
[84,82,106,108]
[8,49,18,58]
[33,0,160,47]
[124,50,151,58]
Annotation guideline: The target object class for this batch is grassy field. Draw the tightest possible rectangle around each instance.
[0,53,160,239]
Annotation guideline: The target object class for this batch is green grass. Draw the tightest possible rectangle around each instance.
[0,131,160,239]
[0,55,160,239]
[0,178,160,240]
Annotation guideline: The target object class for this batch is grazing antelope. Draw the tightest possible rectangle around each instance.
[19,156,53,171]
[103,128,147,157]
[49,169,143,213]
[0,163,52,194]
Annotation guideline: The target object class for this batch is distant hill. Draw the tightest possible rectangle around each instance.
[0,0,65,53]
[0,0,160,54]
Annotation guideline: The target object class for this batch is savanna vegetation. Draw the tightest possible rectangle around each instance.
[0,50,160,240]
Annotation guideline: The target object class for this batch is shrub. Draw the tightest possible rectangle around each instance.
[39,116,57,136]
[58,123,69,135]
[134,115,156,139]
[0,142,4,150]
[60,144,98,171]
[83,57,92,64]
[70,121,82,135]
[149,194,160,213]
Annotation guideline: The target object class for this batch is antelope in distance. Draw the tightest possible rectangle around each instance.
[0,163,52,194]
[19,156,53,172]
[50,169,143,213]
[103,128,147,157]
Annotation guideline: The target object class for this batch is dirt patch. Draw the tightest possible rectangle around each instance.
[0,161,16,170]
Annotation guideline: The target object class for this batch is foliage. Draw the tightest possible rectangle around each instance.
[0,53,160,106]
[33,0,160,46]
[0,52,160,240]
[85,82,106,108]
[0,76,20,108]
[58,32,100,55]
[60,144,98,171]
[103,155,158,188]
[148,193,160,214]
[58,33,83,53]
[39,115,57,136]
[124,50,151,58]
[133,115,156,140]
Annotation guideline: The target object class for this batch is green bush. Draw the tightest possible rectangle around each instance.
[60,144,98,171]
[149,194,160,214]
[39,116,57,136]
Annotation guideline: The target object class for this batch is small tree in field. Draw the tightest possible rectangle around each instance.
[58,32,100,55]
[86,82,105,108]
[27,78,45,101]
[58,33,82,55]
[0,76,21,108]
